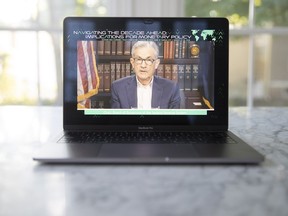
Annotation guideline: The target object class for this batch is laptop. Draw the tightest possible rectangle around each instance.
[33,17,264,164]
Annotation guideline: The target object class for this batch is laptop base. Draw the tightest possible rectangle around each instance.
[33,132,264,164]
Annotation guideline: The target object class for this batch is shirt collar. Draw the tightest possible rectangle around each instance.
[136,76,154,88]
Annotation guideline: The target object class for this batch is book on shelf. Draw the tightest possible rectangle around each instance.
[111,41,116,55]
[121,62,126,78]
[124,41,131,55]
[181,40,187,58]
[174,41,179,59]
[110,62,116,85]
[184,65,192,91]
[156,64,164,78]
[104,41,111,55]
[156,41,164,58]
[97,64,104,92]
[103,63,110,92]
[115,62,121,80]
[163,41,175,59]
[125,63,131,77]
[97,40,104,55]
[192,64,199,91]
[178,65,185,91]
[171,64,178,82]
[164,64,172,80]
[116,41,124,55]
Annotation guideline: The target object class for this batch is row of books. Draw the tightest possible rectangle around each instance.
[97,62,199,93]
[157,64,199,91]
[96,40,198,59]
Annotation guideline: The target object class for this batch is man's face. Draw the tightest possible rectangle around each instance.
[130,46,160,85]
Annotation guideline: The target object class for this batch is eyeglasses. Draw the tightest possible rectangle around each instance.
[133,58,157,66]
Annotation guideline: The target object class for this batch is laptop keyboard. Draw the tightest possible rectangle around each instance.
[58,131,236,144]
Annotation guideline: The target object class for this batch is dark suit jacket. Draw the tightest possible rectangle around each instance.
[111,75,181,109]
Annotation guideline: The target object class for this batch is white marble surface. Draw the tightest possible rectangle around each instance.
[0,106,288,216]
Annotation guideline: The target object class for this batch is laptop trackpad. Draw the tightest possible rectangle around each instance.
[98,143,198,160]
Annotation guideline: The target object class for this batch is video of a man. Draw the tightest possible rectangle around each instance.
[77,38,214,114]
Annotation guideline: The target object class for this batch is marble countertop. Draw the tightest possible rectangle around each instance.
[0,106,287,216]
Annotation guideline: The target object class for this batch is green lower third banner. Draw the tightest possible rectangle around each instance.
[84,109,209,115]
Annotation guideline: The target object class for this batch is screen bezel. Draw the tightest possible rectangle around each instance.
[63,17,229,131]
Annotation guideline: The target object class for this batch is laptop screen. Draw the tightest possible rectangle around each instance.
[63,17,228,130]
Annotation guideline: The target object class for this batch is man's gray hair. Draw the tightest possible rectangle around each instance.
[131,41,159,59]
